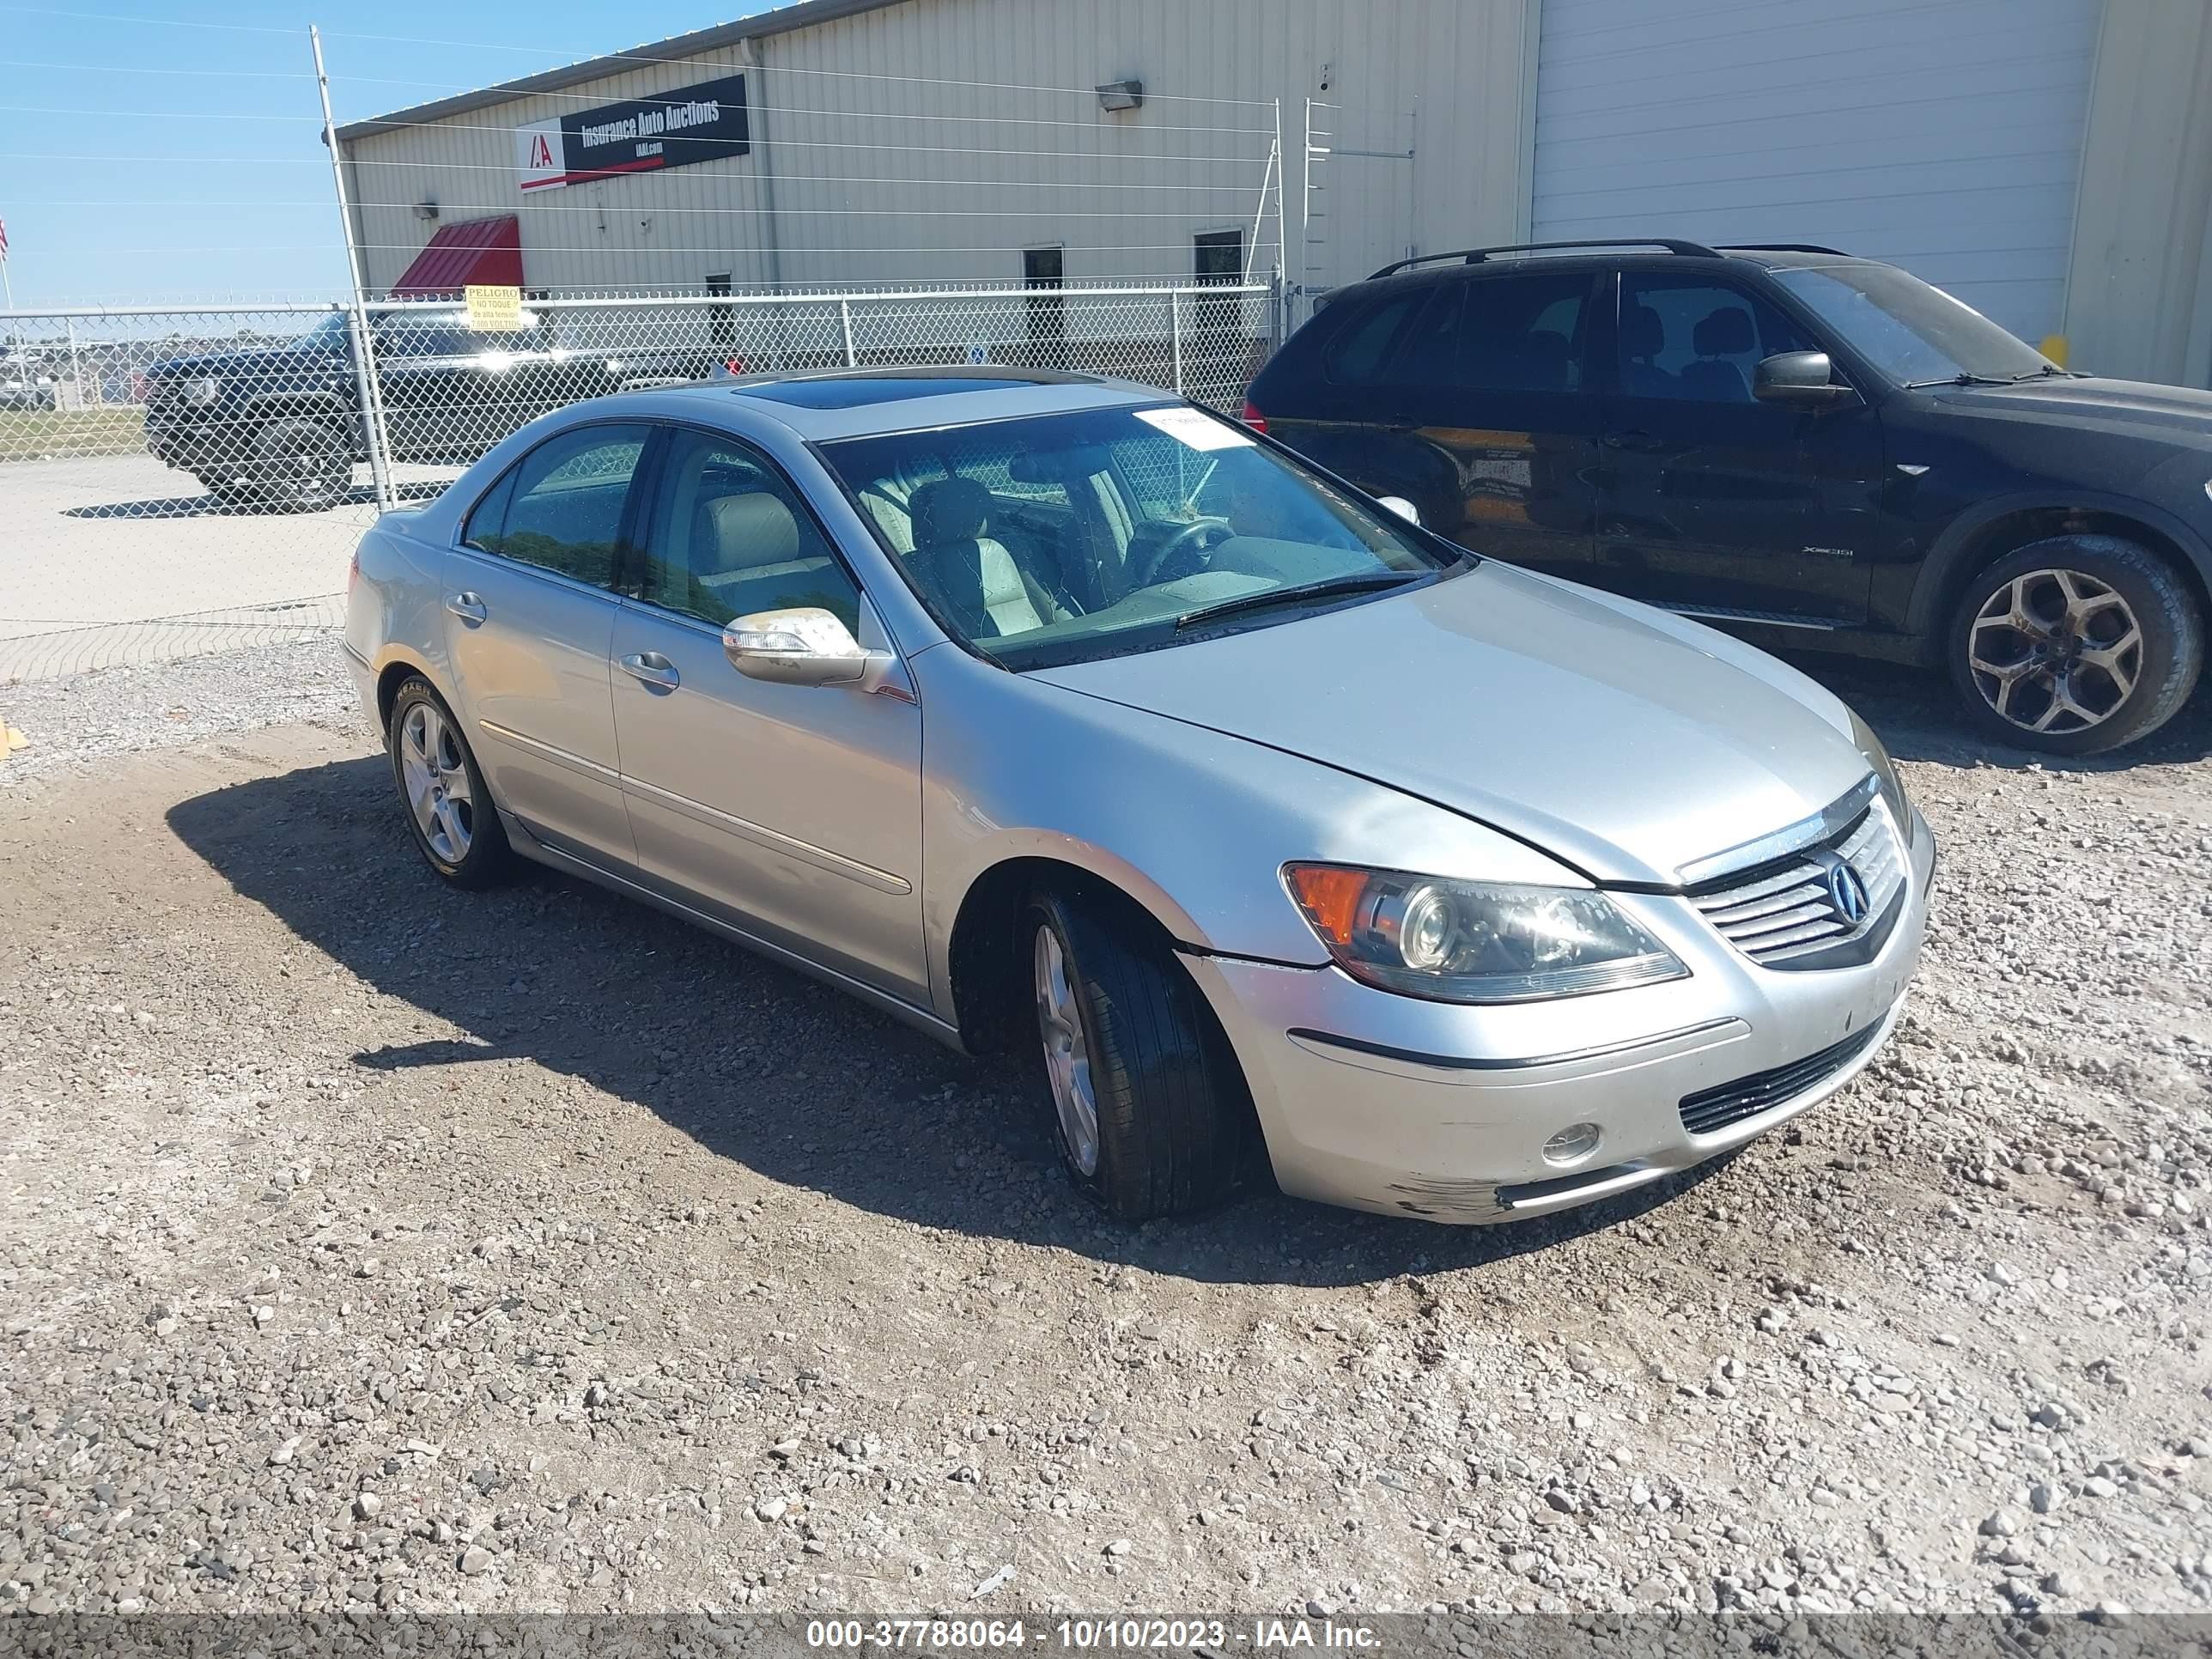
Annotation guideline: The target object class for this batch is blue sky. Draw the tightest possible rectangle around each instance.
[0,1,763,306]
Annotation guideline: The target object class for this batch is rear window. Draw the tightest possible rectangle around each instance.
[1322,293,1424,385]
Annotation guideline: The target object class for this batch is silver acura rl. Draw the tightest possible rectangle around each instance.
[343,368,1934,1225]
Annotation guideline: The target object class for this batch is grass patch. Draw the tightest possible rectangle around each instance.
[0,404,148,460]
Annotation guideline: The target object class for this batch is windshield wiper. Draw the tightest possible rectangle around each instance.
[1176,571,1419,631]
[2008,363,2073,381]
[1902,371,2014,389]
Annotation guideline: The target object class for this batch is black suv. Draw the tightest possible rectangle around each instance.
[1244,239,2212,755]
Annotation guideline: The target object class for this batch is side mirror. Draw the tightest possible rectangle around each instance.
[724,606,883,687]
[1374,495,1421,526]
[1753,350,1856,407]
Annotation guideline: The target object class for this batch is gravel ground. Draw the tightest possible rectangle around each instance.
[1,639,2209,1625]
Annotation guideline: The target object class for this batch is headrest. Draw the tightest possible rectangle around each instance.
[1621,302,1665,359]
[701,491,800,571]
[911,476,990,546]
[1693,307,1754,357]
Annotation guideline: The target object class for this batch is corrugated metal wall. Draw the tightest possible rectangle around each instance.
[340,0,1532,299]
[1529,0,2103,345]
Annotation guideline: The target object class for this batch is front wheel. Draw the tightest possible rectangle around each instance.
[387,678,512,888]
[1024,886,1255,1222]
[250,418,353,514]
[1948,535,2203,756]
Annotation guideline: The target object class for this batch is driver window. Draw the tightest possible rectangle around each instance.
[1619,276,1812,404]
[636,428,860,632]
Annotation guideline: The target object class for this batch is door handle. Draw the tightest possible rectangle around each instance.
[444,592,487,623]
[617,651,681,690]
[1602,431,1665,453]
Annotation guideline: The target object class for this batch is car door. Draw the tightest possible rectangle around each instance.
[1591,270,1881,623]
[1377,270,1605,578]
[443,421,650,868]
[608,424,927,1003]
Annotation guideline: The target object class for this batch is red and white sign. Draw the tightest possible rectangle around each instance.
[515,120,568,193]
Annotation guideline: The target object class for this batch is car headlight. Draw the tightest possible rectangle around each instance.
[1284,864,1688,1004]
[184,375,222,406]
[1846,708,1913,844]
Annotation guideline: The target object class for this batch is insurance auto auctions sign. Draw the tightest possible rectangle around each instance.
[515,72,749,192]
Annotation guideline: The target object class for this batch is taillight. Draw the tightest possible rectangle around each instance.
[1239,397,1267,434]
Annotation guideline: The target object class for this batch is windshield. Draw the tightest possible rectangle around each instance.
[817,403,1462,671]
[300,312,353,352]
[1771,262,2055,386]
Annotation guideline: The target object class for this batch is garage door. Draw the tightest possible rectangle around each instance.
[1530,0,2101,345]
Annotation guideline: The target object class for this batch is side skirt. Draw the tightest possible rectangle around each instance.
[496,808,969,1056]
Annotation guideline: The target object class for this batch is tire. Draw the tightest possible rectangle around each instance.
[1024,884,1255,1222]
[386,678,513,889]
[249,417,352,514]
[1947,534,2203,757]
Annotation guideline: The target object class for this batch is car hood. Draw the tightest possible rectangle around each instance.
[1929,375,2212,445]
[149,347,336,379]
[1030,562,1873,885]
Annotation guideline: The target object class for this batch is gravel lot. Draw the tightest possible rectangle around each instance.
[1,637,2209,1624]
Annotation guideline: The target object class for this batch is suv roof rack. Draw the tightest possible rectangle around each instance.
[1366,238,1721,279]
[1714,243,1851,257]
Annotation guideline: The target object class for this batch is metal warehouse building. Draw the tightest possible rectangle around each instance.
[337,0,2212,386]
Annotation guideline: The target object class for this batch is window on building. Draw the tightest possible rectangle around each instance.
[1194,230,1244,345]
[705,272,735,357]
[1024,246,1066,367]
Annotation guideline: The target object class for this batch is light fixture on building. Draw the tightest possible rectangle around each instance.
[413,200,440,222]
[1095,80,1142,112]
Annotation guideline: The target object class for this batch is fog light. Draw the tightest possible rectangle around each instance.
[1542,1122,1602,1166]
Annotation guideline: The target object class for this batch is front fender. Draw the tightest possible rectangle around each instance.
[911,643,1585,1018]
[1905,485,2212,637]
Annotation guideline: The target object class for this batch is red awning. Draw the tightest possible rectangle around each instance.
[390,216,523,297]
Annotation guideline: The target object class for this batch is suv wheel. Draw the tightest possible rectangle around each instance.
[387,678,512,888]
[1948,535,2203,756]
[252,417,352,514]
[1024,885,1254,1222]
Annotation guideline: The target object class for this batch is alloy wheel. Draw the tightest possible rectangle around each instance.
[398,701,474,864]
[1966,568,2142,736]
[1034,924,1100,1177]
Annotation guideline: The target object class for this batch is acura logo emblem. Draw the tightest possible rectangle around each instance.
[1826,860,1869,925]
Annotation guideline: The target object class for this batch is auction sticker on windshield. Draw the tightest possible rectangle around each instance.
[1133,406,1253,450]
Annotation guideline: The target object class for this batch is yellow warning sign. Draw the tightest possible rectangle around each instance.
[464,285,525,332]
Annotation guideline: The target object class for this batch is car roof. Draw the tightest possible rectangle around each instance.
[1322,245,1879,307]
[625,366,1170,441]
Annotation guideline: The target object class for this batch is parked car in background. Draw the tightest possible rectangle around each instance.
[1244,240,2212,755]
[343,368,1931,1226]
[143,306,720,512]
[0,352,59,411]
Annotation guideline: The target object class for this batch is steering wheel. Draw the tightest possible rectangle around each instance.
[1139,517,1233,587]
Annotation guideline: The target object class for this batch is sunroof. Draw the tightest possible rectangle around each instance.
[734,376,1016,410]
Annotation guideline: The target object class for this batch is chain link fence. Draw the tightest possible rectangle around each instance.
[0,281,1275,684]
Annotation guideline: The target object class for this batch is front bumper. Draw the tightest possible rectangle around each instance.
[1184,808,1935,1224]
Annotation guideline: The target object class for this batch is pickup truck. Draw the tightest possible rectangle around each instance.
[143,307,720,511]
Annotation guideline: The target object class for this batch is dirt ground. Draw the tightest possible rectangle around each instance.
[0,653,2208,1621]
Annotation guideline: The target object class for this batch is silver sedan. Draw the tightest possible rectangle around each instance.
[343,368,1934,1224]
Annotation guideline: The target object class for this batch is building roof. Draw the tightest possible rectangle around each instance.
[334,0,910,141]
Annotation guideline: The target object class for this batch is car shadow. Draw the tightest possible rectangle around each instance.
[166,754,1738,1288]
[61,479,448,520]
[1775,651,2212,772]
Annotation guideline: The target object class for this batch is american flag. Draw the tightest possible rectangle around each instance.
[0,217,9,263]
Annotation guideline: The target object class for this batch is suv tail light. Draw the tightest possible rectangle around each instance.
[1239,397,1267,434]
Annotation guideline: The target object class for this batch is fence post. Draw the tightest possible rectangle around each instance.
[840,298,857,368]
[64,318,84,407]
[310,25,396,512]
[1170,291,1184,397]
